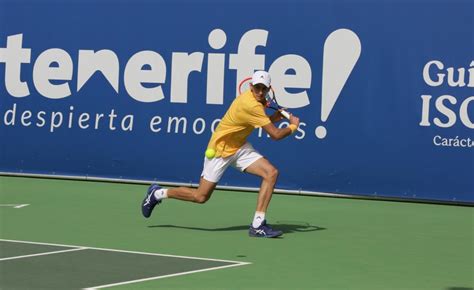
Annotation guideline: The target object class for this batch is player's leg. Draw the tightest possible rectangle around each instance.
[167,178,216,203]
[244,157,279,213]
[141,178,216,218]
[141,156,229,218]
[233,143,282,238]
[244,158,282,238]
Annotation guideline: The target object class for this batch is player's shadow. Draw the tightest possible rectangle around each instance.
[149,221,326,234]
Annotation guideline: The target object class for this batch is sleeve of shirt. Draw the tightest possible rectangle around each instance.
[246,104,271,128]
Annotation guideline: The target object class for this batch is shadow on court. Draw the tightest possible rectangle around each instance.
[149,222,326,234]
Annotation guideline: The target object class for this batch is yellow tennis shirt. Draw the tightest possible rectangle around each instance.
[207,90,271,158]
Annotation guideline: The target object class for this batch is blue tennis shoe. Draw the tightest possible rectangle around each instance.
[249,220,283,238]
[141,184,162,218]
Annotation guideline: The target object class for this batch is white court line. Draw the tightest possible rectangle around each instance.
[84,263,248,289]
[0,238,249,264]
[0,247,87,261]
[0,238,250,289]
[0,204,29,208]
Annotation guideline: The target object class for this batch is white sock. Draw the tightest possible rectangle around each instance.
[154,188,168,200]
[252,212,265,228]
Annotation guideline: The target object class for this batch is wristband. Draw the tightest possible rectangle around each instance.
[288,124,297,134]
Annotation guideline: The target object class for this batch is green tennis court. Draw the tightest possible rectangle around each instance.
[0,176,472,289]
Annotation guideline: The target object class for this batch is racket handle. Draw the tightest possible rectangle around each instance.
[280,110,291,119]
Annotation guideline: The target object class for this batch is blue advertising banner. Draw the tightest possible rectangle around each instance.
[1,0,473,203]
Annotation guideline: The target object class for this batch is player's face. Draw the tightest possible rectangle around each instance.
[250,83,270,103]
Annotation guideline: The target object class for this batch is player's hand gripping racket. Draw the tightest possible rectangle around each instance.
[238,77,291,119]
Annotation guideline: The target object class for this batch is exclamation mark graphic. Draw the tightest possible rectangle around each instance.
[316,29,361,139]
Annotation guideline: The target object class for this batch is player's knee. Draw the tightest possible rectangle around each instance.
[270,167,279,180]
[265,167,279,182]
[194,194,210,204]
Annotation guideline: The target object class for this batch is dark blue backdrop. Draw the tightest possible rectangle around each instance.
[1,0,473,203]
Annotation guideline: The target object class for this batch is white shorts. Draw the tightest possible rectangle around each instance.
[201,142,263,183]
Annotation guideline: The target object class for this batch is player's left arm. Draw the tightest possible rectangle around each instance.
[269,111,284,123]
[262,114,300,140]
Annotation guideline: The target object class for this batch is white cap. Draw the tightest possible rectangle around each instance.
[251,71,271,88]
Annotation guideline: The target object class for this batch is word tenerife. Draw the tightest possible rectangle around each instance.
[0,31,311,107]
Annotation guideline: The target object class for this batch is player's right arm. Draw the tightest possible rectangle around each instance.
[262,115,300,140]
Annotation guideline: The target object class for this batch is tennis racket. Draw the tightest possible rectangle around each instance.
[238,77,291,119]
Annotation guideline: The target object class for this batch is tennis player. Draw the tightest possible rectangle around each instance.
[141,71,300,238]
